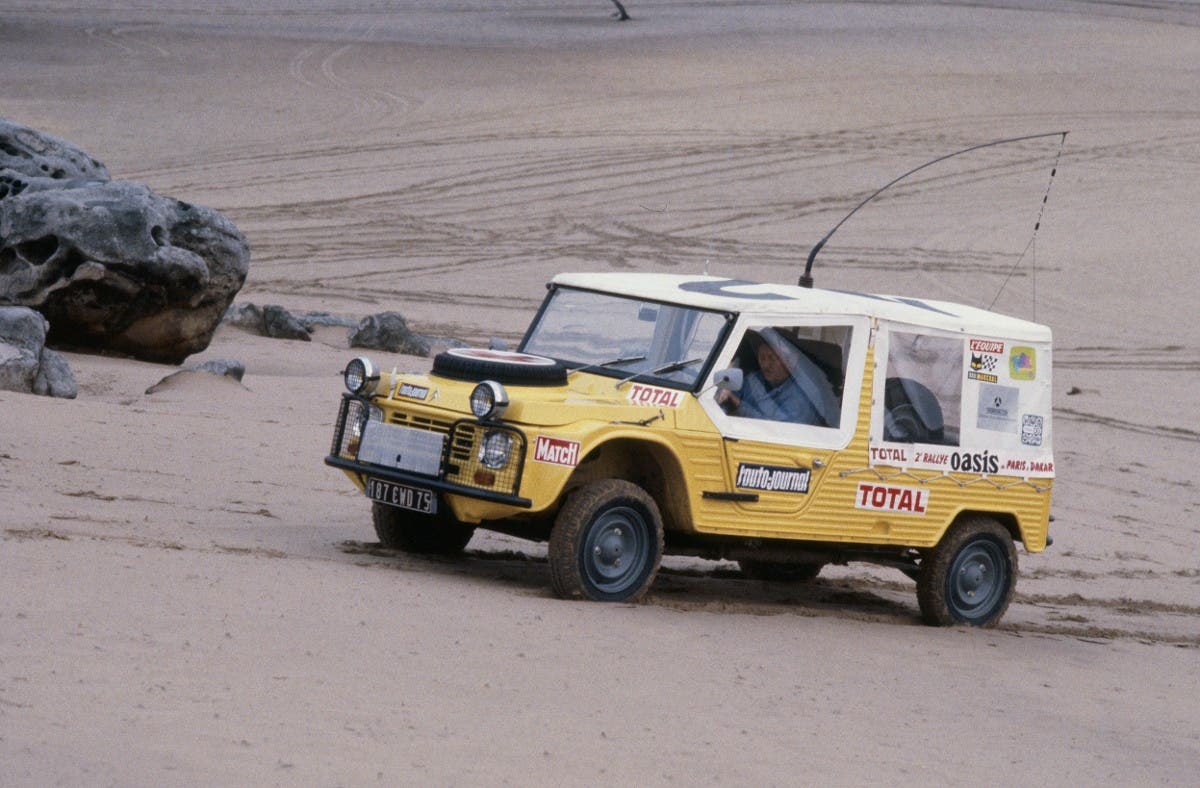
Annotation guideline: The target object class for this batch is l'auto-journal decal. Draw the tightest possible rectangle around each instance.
[397,383,429,400]
[855,483,929,515]
[735,463,811,494]
[533,436,581,467]
[627,383,683,409]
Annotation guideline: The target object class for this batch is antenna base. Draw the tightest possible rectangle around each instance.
[798,273,814,289]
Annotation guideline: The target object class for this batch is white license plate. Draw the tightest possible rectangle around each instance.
[357,421,445,476]
[365,477,437,515]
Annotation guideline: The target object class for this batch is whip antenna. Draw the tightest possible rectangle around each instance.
[799,131,1069,288]
[987,133,1067,317]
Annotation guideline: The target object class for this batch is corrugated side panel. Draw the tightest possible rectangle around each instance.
[690,347,1053,550]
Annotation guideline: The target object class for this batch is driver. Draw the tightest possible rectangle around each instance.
[717,329,840,427]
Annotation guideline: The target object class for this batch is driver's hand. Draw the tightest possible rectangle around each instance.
[717,389,740,413]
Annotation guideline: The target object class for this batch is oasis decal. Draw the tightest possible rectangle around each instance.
[735,463,811,494]
[869,443,1053,477]
[1000,457,1055,474]
[627,383,684,409]
[533,436,581,467]
[1010,346,1036,380]
[855,483,929,515]
[397,383,429,400]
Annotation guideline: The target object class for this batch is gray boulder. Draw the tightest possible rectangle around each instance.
[262,304,311,341]
[0,305,76,398]
[349,311,431,356]
[145,356,247,394]
[193,358,246,382]
[0,120,108,183]
[222,302,345,340]
[221,302,265,333]
[298,311,356,331]
[0,118,249,364]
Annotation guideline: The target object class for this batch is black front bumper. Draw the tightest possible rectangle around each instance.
[324,455,533,509]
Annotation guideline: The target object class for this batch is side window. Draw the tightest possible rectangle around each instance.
[883,332,961,446]
[718,325,851,428]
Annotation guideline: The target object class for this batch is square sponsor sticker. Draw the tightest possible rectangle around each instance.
[1021,414,1044,446]
[977,383,1019,432]
[1010,346,1036,380]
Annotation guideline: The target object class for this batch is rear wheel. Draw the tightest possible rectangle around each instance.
[372,502,475,555]
[739,560,824,583]
[917,516,1017,627]
[549,480,663,602]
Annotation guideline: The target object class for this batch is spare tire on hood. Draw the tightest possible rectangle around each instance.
[431,348,568,386]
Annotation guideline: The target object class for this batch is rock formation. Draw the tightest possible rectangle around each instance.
[0,118,249,364]
[0,305,77,398]
[349,311,431,356]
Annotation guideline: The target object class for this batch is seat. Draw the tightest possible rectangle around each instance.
[883,377,945,444]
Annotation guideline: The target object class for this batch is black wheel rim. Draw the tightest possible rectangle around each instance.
[581,505,649,597]
[945,537,1009,623]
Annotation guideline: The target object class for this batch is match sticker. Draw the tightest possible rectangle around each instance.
[855,483,929,515]
[533,436,581,467]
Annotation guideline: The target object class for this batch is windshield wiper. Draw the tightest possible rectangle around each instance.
[567,354,647,377]
[614,357,703,389]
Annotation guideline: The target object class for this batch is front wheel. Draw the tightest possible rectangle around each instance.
[548,480,664,602]
[917,516,1017,627]
[372,502,475,555]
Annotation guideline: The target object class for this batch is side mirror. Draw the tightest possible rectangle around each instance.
[713,367,743,392]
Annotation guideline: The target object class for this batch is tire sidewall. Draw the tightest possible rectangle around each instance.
[549,480,664,603]
[576,496,658,601]
[918,518,1017,627]
[431,348,568,386]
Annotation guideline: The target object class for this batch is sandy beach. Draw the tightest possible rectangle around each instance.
[3,1,1199,783]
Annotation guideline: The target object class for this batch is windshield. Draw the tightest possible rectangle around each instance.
[521,287,730,388]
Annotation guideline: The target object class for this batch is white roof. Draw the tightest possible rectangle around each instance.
[551,273,1052,343]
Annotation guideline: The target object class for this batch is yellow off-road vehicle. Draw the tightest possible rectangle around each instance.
[326,273,1055,626]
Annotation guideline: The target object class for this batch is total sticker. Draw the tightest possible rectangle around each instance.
[626,383,684,409]
[855,483,929,515]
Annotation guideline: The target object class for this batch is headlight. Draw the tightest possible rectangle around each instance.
[343,356,379,395]
[479,429,514,469]
[470,380,509,420]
